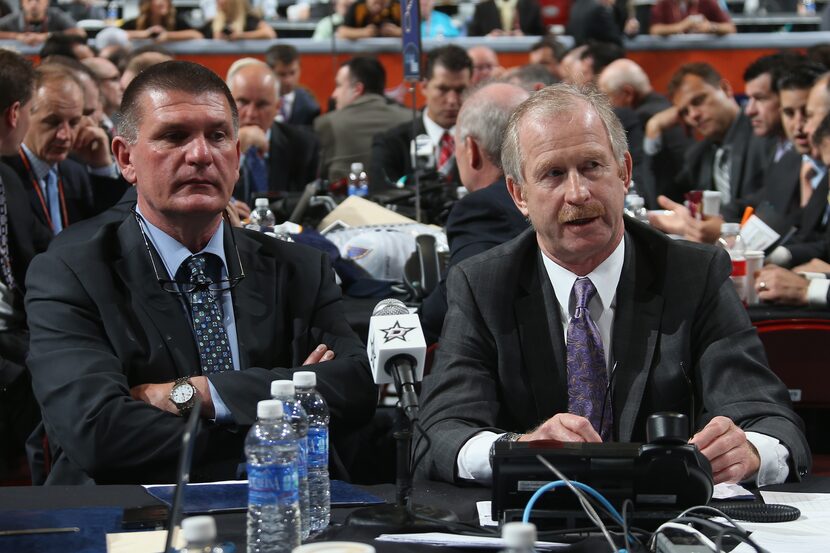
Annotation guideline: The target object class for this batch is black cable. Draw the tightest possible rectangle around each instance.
[409,418,430,477]
[715,528,768,553]
[715,502,801,523]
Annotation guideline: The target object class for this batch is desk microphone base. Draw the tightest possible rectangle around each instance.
[345,503,458,531]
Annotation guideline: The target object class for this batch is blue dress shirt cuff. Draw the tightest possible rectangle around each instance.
[207,378,233,423]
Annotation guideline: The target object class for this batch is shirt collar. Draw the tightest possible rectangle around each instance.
[21,143,55,182]
[803,154,827,189]
[135,205,228,280]
[422,111,454,148]
[541,236,625,318]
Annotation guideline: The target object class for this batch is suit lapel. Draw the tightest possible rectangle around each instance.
[728,121,750,200]
[113,216,200,377]
[514,236,568,421]
[228,229,276,369]
[611,229,664,441]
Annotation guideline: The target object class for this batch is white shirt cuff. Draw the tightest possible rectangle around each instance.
[644,135,663,156]
[766,246,792,267]
[745,431,790,487]
[207,378,233,423]
[457,431,499,482]
[806,278,830,306]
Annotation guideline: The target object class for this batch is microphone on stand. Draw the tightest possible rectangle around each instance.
[347,298,456,529]
[367,299,426,421]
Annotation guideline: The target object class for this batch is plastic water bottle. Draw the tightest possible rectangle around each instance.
[624,194,649,225]
[347,162,369,198]
[293,371,330,532]
[180,516,228,553]
[106,2,118,21]
[249,197,276,229]
[718,222,747,304]
[271,380,310,540]
[499,521,537,553]
[246,400,301,553]
[802,0,816,14]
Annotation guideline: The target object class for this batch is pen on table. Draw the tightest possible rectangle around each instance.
[0,527,80,537]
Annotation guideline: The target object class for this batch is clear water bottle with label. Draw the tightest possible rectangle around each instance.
[718,222,747,304]
[106,2,119,21]
[499,521,538,553]
[347,162,369,198]
[292,371,330,532]
[249,197,276,229]
[271,380,310,540]
[246,399,300,553]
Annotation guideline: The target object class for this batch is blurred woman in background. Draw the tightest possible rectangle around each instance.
[201,0,276,40]
[121,0,203,42]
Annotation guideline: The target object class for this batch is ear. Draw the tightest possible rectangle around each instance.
[354,81,365,97]
[467,136,483,170]
[506,175,529,218]
[4,101,20,130]
[720,79,734,98]
[111,136,137,184]
[620,151,633,193]
[621,84,636,106]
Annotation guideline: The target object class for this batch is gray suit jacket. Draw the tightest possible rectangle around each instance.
[415,219,809,483]
[314,94,411,182]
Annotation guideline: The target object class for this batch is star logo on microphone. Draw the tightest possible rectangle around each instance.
[381,321,415,343]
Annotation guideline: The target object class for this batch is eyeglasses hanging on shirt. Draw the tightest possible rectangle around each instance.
[131,209,246,294]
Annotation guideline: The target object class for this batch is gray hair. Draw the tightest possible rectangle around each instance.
[456,82,529,169]
[226,57,280,96]
[599,59,651,97]
[501,83,628,186]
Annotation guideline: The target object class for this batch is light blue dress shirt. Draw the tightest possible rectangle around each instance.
[136,206,239,422]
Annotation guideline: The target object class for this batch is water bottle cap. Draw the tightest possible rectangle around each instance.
[628,196,644,207]
[293,371,317,387]
[721,222,741,235]
[257,399,284,419]
[181,515,216,542]
[271,379,295,398]
[254,197,269,208]
[350,162,364,173]
[501,521,537,547]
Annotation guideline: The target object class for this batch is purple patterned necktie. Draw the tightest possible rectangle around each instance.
[566,277,612,440]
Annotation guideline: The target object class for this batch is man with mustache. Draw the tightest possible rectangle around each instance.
[24,61,376,484]
[415,84,809,488]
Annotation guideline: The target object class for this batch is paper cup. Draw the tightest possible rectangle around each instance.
[745,250,764,305]
[702,190,722,217]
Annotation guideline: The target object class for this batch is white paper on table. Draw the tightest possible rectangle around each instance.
[143,479,248,489]
[760,491,830,516]
[477,501,498,527]
[375,532,567,550]
[712,482,755,500]
[740,215,780,252]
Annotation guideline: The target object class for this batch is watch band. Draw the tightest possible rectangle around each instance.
[490,431,522,469]
[170,377,196,417]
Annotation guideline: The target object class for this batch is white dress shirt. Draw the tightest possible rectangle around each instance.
[422,111,454,151]
[456,239,790,486]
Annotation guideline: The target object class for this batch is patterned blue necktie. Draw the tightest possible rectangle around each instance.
[566,277,612,440]
[45,168,62,233]
[180,254,234,374]
[244,146,269,195]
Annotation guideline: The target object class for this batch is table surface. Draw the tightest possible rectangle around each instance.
[1,478,828,552]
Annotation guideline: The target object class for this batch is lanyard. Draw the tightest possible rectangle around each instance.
[19,147,69,232]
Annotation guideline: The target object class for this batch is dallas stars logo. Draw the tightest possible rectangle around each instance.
[381,320,416,343]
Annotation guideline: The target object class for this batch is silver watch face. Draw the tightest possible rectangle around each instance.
[171,383,194,404]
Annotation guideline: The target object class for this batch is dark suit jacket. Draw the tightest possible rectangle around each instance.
[788,173,829,266]
[722,148,801,225]
[467,0,545,36]
[636,92,692,207]
[24,213,376,484]
[236,122,320,202]
[415,219,810,484]
[420,177,529,342]
[567,0,624,45]
[1,154,128,233]
[664,112,767,209]
[287,87,322,127]
[0,163,51,388]
[369,116,427,194]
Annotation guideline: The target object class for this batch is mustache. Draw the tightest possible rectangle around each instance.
[558,202,605,224]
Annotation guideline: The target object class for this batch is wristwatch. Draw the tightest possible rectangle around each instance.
[489,432,522,469]
[169,377,197,417]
